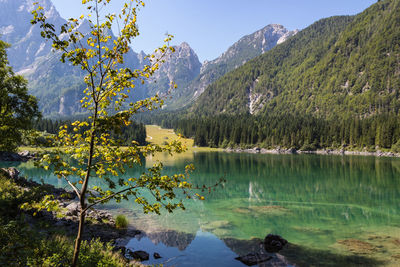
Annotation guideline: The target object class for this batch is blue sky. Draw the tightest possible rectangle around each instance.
[51,0,377,62]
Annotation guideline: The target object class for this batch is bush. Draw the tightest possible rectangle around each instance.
[115,215,128,229]
[391,139,400,153]
[0,172,130,266]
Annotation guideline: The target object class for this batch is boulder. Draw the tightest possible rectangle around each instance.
[65,202,80,216]
[235,252,272,266]
[4,167,20,179]
[263,234,288,252]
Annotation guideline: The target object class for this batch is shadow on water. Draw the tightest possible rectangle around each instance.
[280,243,385,267]
[128,228,385,267]
[222,237,385,266]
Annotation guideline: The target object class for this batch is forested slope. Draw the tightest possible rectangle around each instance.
[192,0,400,118]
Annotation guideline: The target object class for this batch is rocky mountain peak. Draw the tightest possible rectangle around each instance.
[147,42,201,98]
[0,0,65,71]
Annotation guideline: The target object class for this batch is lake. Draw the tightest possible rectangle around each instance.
[2,152,400,266]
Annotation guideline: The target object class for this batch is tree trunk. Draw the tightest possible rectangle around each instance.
[71,206,86,267]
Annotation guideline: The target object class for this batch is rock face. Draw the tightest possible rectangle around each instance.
[0,1,295,114]
[0,0,65,71]
[0,0,145,116]
[181,24,297,106]
[147,42,201,101]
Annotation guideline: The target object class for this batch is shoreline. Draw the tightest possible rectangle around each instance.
[0,167,145,264]
[0,166,293,266]
[225,147,399,158]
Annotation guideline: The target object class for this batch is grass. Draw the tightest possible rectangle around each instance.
[115,215,128,229]
[144,125,222,166]
[145,125,221,153]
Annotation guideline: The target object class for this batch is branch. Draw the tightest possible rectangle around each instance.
[62,174,81,200]
[83,184,138,213]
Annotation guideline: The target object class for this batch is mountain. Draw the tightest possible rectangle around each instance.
[0,0,202,115]
[147,42,201,99]
[0,0,65,71]
[0,0,294,116]
[0,0,147,115]
[191,0,400,118]
[168,24,297,108]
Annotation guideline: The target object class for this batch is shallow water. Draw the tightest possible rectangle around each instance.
[2,152,400,266]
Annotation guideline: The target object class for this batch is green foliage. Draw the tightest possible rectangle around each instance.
[0,41,40,152]
[391,139,400,152]
[33,118,147,146]
[0,169,55,219]
[30,0,220,265]
[144,0,400,151]
[142,112,400,151]
[0,171,134,267]
[30,237,128,267]
[115,214,128,229]
[192,0,400,119]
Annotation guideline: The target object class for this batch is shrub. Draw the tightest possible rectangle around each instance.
[115,215,128,229]
[391,139,400,153]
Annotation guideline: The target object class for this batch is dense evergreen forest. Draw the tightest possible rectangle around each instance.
[133,0,400,152]
[138,112,400,151]
[34,119,147,146]
[191,0,400,118]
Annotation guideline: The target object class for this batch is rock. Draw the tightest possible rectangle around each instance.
[0,151,35,162]
[263,234,288,252]
[153,252,162,259]
[3,167,20,179]
[128,250,149,261]
[65,202,80,216]
[18,151,31,158]
[235,252,272,266]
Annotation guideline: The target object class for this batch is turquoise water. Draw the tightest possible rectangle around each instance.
[2,152,400,266]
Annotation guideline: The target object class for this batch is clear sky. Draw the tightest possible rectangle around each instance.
[51,0,377,62]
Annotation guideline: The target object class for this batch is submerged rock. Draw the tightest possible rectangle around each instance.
[264,234,288,252]
[153,252,162,259]
[129,250,149,261]
[235,252,272,266]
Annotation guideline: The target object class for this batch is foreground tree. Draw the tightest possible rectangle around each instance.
[31,0,222,266]
[0,41,40,152]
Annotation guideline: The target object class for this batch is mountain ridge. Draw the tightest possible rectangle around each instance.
[191,0,400,119]
[0,0,295,116]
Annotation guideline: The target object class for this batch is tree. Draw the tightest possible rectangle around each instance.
[31,1,222,266]
[0,41,40,152]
